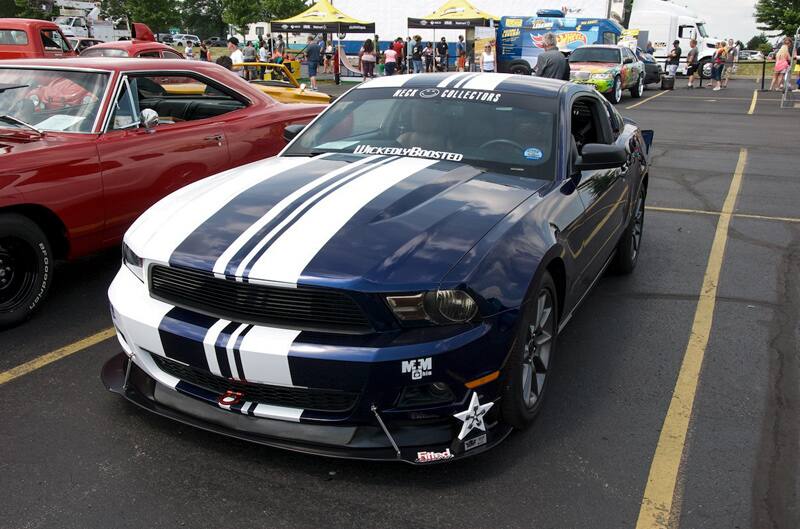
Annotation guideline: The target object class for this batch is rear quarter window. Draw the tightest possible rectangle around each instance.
[0,29,29,45]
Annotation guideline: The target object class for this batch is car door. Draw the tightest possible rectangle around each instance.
[40,28,72,58]
[97,72,235,244]
[569,94,630,291]
[620,48,637,88]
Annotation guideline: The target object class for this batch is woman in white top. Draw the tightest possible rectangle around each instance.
[479,44,495,72]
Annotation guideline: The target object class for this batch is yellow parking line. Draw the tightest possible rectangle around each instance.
[0,328,115,386]
[647,206,800,224]
[635,148,747,529]
[747,90,758,114]
[626,90,667,109]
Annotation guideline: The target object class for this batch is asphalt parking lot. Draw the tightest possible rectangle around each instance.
[1,79,798,529]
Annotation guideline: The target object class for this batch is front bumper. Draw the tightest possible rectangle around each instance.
[103,352,513,464]
[572,78,614,93]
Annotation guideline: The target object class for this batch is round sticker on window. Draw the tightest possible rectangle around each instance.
[524,147,543,160]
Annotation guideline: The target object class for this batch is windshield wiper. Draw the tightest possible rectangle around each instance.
[0,83,29,94]
[0,115,44,136]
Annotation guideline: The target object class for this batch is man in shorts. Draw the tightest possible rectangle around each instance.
[303,35,321,90]
[722,38,738,88]
[686,39,699,88]
[666,40,681,77]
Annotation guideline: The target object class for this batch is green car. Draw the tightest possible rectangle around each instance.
[568,45,645,104]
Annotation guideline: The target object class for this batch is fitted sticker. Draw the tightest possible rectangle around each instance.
[353,144,463,161]
[523,147,543,160]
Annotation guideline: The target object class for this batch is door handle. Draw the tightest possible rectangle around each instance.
[204,134,224,146]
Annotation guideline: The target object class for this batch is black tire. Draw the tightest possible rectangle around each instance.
[510,64,531,75]
[699,59,712,80]
[607,76,623,104]
[612,185,646,275]
[0,213,53,328]
[630,74,644,98]
[501,271,558,429]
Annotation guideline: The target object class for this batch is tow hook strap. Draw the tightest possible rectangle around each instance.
[371,404,401,458]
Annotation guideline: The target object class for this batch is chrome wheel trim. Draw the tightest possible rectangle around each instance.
[521,290,554,408]
[631,191,644,261]
[615,78,622,102]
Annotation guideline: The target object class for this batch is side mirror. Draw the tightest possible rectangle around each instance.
[139,108,158,131]
[283,123,305,142]
[575,143,627,171]
[623,57,633,64]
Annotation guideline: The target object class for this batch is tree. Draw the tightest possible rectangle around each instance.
[262,0,306,21]
[222,0,260,37]
[13,0,56,19]
[755,0,800,37]
[0,0,16,17]
[182,0,226,38]
[100,0,180,33]
[746,33,769,50]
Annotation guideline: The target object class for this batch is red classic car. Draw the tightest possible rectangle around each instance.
[0,18,76,60]
[0,57,325,326]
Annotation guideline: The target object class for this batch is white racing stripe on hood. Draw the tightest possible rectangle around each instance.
[233,156,396,279]
[237,325,301,386]
[125,156,312,263]
[247,157,436,285]
[462,73,514,91]
[212,155,378,278]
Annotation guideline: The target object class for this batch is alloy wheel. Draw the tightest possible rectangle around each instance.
[520,289,555,408]
[631,192,644,261]
[614,78,622,103]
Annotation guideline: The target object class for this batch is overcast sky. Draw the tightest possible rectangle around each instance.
[671,0,759,41]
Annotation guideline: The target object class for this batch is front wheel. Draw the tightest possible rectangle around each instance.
[630,74,644,98]
[612,186,646,274]
[607,76,623,104]
[501,271,558,429]
[0,214,53,328]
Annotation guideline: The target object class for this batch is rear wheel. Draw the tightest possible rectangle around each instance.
[607,76,623,104]
[501,272,558,429]
[0,214,53,328]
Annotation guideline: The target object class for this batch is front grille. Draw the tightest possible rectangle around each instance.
[149,265,371,333]
[152,354,358,413]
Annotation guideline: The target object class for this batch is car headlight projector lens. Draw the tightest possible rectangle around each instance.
[386,290,478,324]
[122,242,144,282]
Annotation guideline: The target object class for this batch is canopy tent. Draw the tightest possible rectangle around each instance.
[270,0,375,34]
[407,0,498,29]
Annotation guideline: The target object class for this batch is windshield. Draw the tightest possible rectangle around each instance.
[80,47,129,57]
[696,23,708,38]
[285,87,557,178]
[0,68,108,133]
[569,47,620,63]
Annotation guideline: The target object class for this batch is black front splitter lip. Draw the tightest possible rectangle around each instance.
[101,352,513,465]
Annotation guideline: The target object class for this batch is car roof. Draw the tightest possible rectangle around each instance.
[87,39,174,53]
[0,18,61,30]
[0,57,221,72]
[358,72,578,98]
[574,44,623,50]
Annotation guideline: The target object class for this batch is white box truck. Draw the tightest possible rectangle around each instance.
[53,1,131,41]
[628,0,721,78]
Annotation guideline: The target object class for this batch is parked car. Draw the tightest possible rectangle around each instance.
[68,37,104,54]
[569,45,644,104]
[102,73,652,464]
[0,58,325,326]
[173,33,200,47]
[635,47,663,86]
[739,49,765,62]
[205,37,224,47]
[156,33,174,44]
[0,18,76,59]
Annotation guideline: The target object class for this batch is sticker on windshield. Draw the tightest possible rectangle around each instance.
[523,147,543,160]
[35,115,84,131]
[392,88,501,103]
[353,144,463,161]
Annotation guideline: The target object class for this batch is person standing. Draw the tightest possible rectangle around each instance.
[199,42,210,62]
[686,39,699,88]
[478,43,495,72]
[383,44,397,75]
[456,35,466,72]
[411,36,423,74]
[436,37,449,72]
[184,41,195,60]
[722,38,738,88]
[227,37,244,77]
[242,41,256,80]
[275,34,285,60]
[533,32,570,80]
[423,41,433,72]
[303,35,321,90]
[770,36,793,91]
[360,38,377,78]
[666,40,681,77]
[646,41,655,54]
[710,41,726,90]
[392,37,405,73]
[324,40,334,73]
[258,40,269,78]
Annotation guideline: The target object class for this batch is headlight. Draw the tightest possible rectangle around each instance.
[122,242,144,282]
[591,73,613,79]
[386,290,478,324]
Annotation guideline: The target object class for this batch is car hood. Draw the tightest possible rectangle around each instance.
[0,131,94,156]
[128,154,549,291]
[569,62,619,73]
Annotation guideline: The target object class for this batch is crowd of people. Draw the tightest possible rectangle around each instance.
[353,34,470,78]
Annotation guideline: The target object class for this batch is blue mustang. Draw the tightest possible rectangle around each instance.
[102,73,652,464]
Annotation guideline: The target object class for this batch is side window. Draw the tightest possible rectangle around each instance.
[41,30,70,52]
[162,50,182,59]
[601,100,621,139]
[0,29,29,45]
[130,73,247,125]
[138,50,161,58]
[110,78,140,130]
[602,32,617,45]
[571,96,611,155]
